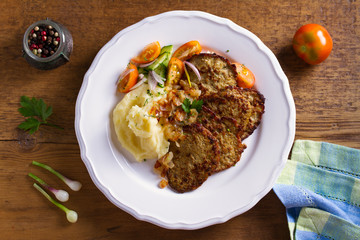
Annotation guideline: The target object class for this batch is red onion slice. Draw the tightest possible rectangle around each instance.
[148,72,158,90]
[129,74,146,91]
[150,70,166,84]
[184,61,201,81]
[138,59,157,68]
[116,68,135,85]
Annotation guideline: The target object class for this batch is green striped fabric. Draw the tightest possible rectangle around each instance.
[273,140,360,240]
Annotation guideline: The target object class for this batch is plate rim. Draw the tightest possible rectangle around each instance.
[75,10,296,230]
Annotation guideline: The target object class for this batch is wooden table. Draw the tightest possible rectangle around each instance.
[1,0,359,239]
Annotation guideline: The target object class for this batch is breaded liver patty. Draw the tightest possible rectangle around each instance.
[188,53,238,96]
[167,123,220,193]
[197,107,247,172]
[165,53,265,193]
[202,86,265,141]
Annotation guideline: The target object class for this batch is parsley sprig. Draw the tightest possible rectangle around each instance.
[181,98,203,113]
[18,96,62,134]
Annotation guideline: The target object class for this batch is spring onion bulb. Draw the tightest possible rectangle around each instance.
[28,173,69,202]
[33,183,78,223]
[32,161,82,191]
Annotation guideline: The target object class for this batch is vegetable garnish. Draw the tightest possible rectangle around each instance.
[150,70,165,84]
[18,96,63,134]
[117,63,139,93]
[172,41,202,61]
[129,74,147,91]
[147,72,157,90]
[33,183,78,223]
[138,59,157,68]
[28,173,69,202]
[147,70,165,90]
[181,98,203,113]
[116,68,134,85]
[131,41,161,64]
[181,98,191,113]
[190,99,203,113]
[182,60,202,88]
[234,63,255,89]
[32,161,82,191]
[183,64,191,87]
[166,57,184,86]
[184,61,201,81]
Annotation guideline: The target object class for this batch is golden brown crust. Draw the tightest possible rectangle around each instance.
[188,53,238,96]
[198,108,247,172]
[165,53,265,192]
[167,123,220,193]
[201,86,265,140]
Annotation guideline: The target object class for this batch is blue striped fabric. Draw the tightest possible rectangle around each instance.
[273,140,360,240]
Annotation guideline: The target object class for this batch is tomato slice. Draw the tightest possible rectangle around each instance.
[166,57,184,86]
[234,63,255,89]
[117,63,139,93]
[172,41,202,61]
[131,41,161,64]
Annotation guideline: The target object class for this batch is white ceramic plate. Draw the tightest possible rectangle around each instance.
[75,10,296,230]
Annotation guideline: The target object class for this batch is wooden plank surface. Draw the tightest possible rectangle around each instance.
[1,0,359,239]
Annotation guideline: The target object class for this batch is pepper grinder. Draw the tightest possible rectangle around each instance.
[22,18,73,70]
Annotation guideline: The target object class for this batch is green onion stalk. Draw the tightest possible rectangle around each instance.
[32,161,82,191]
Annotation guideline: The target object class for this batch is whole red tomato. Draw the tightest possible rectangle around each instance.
[293,24,333,65]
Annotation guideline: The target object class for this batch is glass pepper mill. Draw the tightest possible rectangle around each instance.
[22,18,73,70]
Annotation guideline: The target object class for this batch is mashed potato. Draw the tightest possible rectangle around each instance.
[113,84,169,162]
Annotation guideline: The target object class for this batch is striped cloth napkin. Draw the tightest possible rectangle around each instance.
[273,140,360,240]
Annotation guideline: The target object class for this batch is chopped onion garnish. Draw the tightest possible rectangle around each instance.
[160,104,172,112]
[184,61,201,82]
[129,74,147,91]
[150,70,166,84]
[138,59,157,68]
[147,70,165,90]
[148,72,158,90]
[116,68,134,85]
